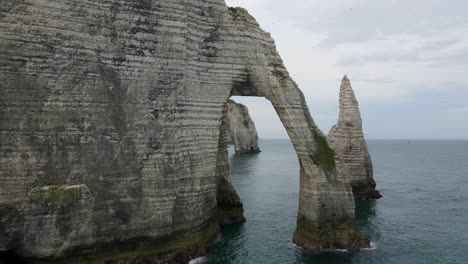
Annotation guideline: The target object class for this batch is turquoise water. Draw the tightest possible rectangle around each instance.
[205,139,468,264]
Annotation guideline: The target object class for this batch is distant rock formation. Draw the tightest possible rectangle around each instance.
[0,1,369,262]
[225,100,261,154]
[328,76,382,200]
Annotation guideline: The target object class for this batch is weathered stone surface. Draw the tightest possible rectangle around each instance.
[0,1,368,260]
[328,76,382,200]
[225,99,261,154]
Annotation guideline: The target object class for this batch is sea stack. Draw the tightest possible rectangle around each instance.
[328,75,382,200]
[225,100,261,154]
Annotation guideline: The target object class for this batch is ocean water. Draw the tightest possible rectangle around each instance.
[205,139,468,264]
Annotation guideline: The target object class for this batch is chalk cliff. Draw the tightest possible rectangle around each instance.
[328,76,382,200]
[225,100,261,154]
[0,1,368,262]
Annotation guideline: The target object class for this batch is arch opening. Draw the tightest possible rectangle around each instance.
[215,96,280,226]
[215,67,370,252]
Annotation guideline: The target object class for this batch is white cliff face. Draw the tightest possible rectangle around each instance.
[225,100,261,154]
[328,76,382,200]
[0,2,368,261]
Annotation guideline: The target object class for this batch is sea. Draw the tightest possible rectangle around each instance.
[200,139,468,264]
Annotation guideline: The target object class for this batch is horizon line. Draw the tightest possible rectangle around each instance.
[259,137,468,141]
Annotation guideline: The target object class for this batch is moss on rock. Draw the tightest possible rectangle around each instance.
[46,186,83,208]
[30,221,220,264]
[293,217,369,252]
[29,185,90,209]
[311,129,336,172]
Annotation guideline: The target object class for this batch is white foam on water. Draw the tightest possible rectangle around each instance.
[291,242,349,253]
[188,257,207,264]
[291,242,377,253]
[328,248,348,253]
[361,242,378,251]
[290,242,304,251]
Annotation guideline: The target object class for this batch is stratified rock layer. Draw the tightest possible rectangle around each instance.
[0,1,368,261]
[328,76,382,200]
[225,99,261,154]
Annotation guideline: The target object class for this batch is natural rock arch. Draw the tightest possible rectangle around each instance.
[213,8,369,251]
[216,69,369,251]
[0,1,368,262]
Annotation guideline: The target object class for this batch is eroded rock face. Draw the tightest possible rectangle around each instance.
[225,99,261,154]
[0,1,368,261]
[328,76,382,200]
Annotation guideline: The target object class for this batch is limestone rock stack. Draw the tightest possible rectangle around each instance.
[0,1,369,262]
[328,76,382,200]
[225,100,261,154]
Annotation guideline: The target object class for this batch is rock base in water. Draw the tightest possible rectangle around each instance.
[217,206,246,225]
[18,222,220,264]
[217,176,246,225]
[293,217,370,252]
[352,182,383,200]
[236,147,261,155]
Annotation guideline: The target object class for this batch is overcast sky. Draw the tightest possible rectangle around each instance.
[225,0,468,139]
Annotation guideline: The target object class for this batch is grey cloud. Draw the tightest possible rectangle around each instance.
[338,47,468,67]
[226,0,468,139]
[290,1,468,46]
[337,35,468,66]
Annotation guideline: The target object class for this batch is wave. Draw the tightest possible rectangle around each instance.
[290,242,377,253]
[188,257,208,264]
[361,242,378,251]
